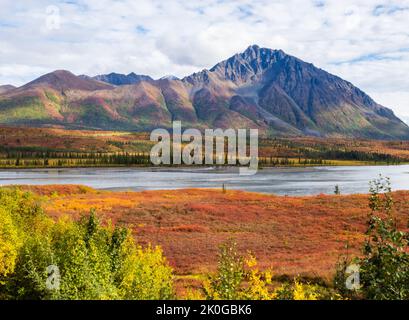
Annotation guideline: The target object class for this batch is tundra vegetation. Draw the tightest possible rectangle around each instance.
[0,177,408,300]
[0,189,174,300]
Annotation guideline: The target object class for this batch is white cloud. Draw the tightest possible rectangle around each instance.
[0,0,408,118]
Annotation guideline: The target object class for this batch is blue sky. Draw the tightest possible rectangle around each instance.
[0,0,409,120]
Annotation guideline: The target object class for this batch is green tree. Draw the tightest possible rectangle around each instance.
[359,176,409,299]
[335,176,409,300]
[204,240,244,300]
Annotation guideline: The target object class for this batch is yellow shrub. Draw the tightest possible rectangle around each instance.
[117,237,174,300]
[0,208,21,278]
[292,280,319,300]
[183,288,206,300]
[242,254,275,300]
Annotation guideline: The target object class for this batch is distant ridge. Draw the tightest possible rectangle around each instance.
[160,75,180,81]
[92,72,153,85]
[23,70,113,91]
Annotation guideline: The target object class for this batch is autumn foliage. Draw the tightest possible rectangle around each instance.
[2,184,409,299]
[0,188,174,300]
[30,184,408,281]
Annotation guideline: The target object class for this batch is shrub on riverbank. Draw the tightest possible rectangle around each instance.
[335,176,409,300]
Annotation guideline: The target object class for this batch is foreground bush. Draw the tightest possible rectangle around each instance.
[203,240,336,300]
[0,188,174,300]
[0,207,20,279]
[335,176,409,300]
[0,188,42,281]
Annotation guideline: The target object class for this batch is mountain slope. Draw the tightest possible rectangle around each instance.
[0,71,114,126]
[182,45,409,139]
[23,70,113,92]
[0,85,16,94]
[0,46,408,139]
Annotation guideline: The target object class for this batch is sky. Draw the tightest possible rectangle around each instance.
[0,0,409,121]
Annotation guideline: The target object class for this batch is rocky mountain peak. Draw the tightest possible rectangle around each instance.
[208,45,288,83]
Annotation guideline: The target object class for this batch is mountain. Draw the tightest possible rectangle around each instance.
[0,85,16,94]
[92,72,153,85]
[23,70,113,92]
[183,45,409,139]
[0,45,408,139]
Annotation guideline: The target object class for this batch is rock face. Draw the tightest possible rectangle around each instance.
[183,45,409,139]
[1,45,408,139]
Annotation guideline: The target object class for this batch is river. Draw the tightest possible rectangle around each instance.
[1,165,409,196]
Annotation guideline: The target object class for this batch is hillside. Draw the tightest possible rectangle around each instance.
[0,85,16,94]
[1,45,409,139]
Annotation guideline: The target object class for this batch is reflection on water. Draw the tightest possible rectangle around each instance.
[0,165,409,196]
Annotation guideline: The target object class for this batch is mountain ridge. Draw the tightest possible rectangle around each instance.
[0,85,16,95]
[91,72,153,85]
[1,45,408,139]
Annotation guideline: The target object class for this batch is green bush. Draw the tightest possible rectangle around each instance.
[204,240,245,300]
[335,176,409,300]
[359,176,409,299]
[0,188,174,300]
